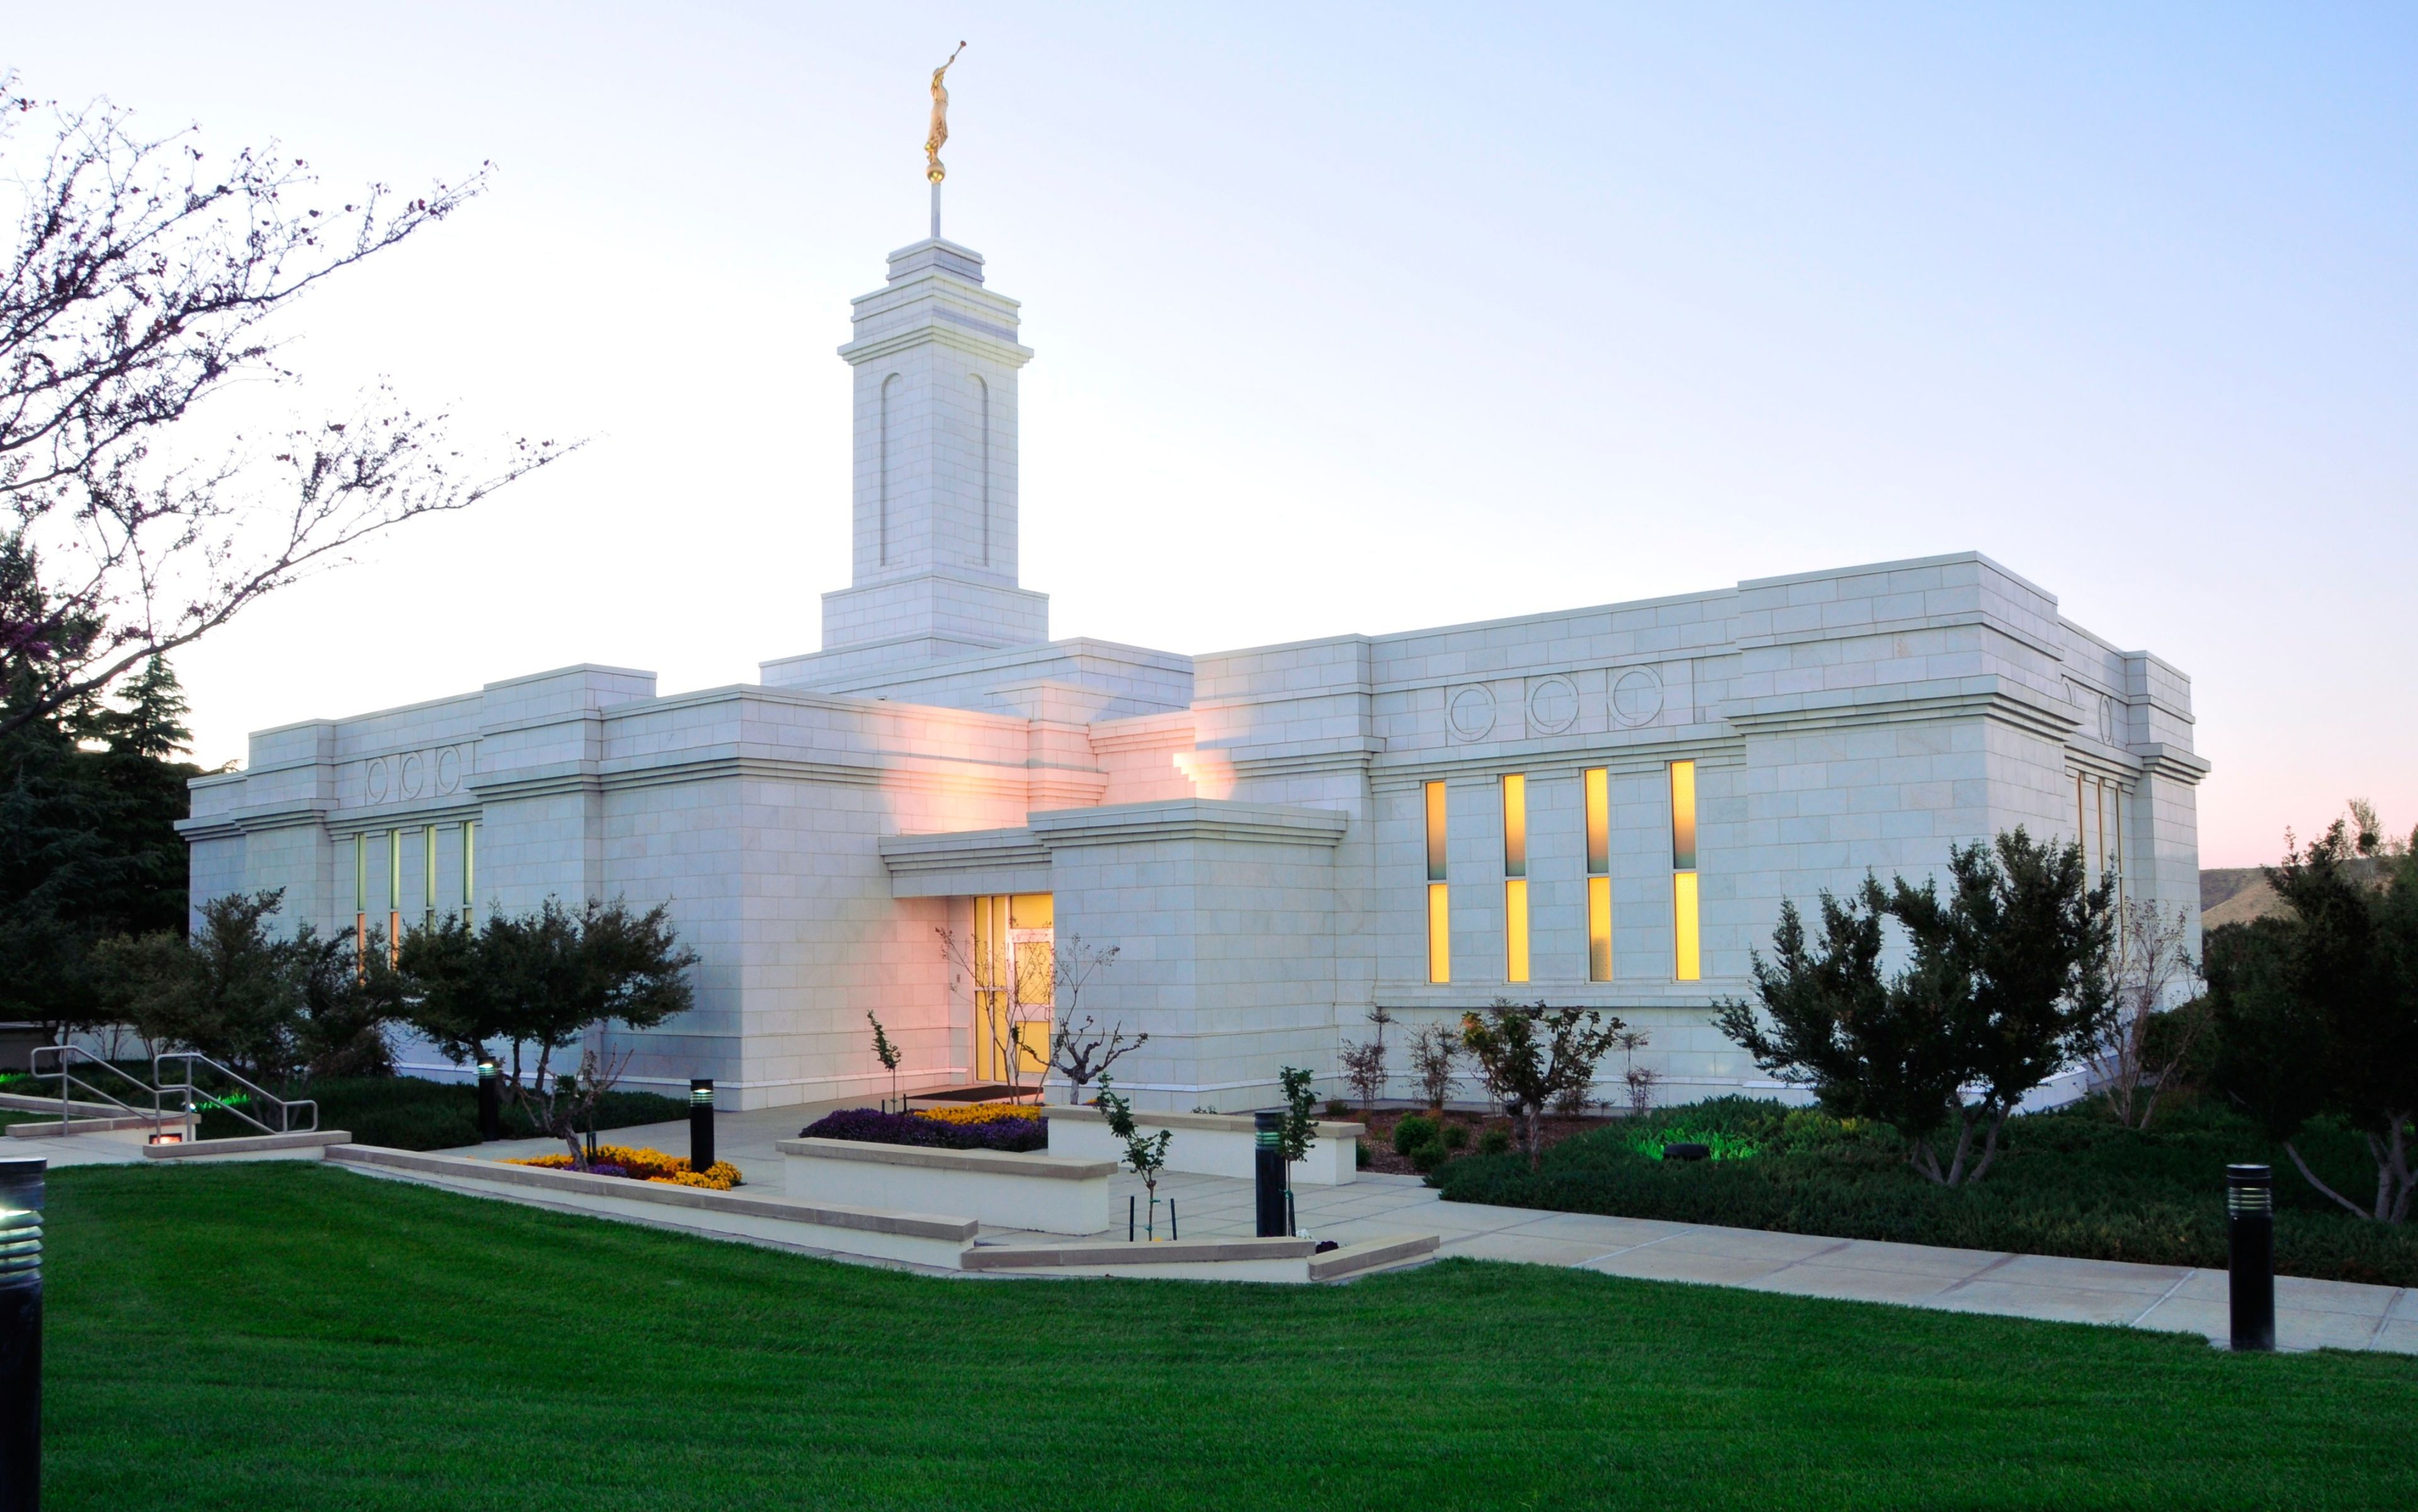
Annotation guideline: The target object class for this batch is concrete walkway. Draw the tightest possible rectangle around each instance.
[427,1106,2418,1356]
[48,1101,2418,1355]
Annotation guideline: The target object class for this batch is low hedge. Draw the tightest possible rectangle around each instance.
[1428,1096,2418,1287]
[193,1076,689,1151]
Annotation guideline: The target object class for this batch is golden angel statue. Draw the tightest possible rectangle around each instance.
[925,42,966,185]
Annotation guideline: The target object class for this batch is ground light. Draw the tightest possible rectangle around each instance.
[476,1061,501,1142]
[2228,1163,2275,1351]
[1254,1112,1286,1237]
[690,1079,715,1173]
[0,1154,43,1511]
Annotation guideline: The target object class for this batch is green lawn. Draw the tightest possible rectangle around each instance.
[46,1163,2415,1511]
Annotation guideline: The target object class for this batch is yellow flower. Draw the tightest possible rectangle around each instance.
[911,1101,1038,1126]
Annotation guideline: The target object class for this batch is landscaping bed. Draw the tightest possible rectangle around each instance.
[1351,1105,1610,1176]
[1428,1096,2418,1287]
[506,1143,743,1190]
[45,1161,2418,1510]
[798,1101,1045,1152]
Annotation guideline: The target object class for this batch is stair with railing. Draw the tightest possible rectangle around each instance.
[21,1047,327,1151]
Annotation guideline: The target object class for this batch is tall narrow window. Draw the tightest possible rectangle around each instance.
[973,372,992,567]
[1669,760,1700,982]
[1585,768,1613,982]
[423,827,437,931]
[387,827,402,966]
[878,372,899,566]
[1425,780,1450,984]
[1501,774,1529,984]
[353,834,367,967]
[460,821,477,926]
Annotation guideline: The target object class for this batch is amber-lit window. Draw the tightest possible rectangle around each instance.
[1502,774,1529,984]
[1425,780,1450,984]
[387,827,402,966]
[1669,761,1700,982]
[1585,768,1613,982]
[423,827,438,931]
[353,834,368,966]
[461,821,477,926]
[2077,773,2126,908]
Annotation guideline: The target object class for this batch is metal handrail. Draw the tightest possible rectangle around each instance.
[29,1045,162,1130]
[152,1052,318,1137]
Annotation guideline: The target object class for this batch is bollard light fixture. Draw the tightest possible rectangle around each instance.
[2227,1163,2276,1351]
[0,1155,45,1510]
[690,1078,716,1175]
[1254,1111,1286,1238]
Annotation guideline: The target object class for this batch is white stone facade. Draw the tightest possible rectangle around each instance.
[181,228,2208,1112]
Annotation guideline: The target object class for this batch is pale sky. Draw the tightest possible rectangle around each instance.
[8,3,2412,867]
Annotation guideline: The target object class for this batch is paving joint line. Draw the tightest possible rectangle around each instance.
[1937,1251,2023,1297]
[2365,1287,2407,1351]
[2129,1268,2198,1327]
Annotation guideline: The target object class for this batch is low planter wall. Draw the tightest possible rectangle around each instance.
[1042,1105,1363,1186]
[778,1137,1115,1236]
[327,1144,980,1271]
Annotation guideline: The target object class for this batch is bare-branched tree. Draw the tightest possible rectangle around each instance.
[0,80,572,734]
[2084,901,2205,1128]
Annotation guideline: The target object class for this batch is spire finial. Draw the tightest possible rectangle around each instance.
[924,42,965,241]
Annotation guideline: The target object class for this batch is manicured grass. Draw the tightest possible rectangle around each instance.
[1431,1098,2418,1286]
[45,1164,2417,1510]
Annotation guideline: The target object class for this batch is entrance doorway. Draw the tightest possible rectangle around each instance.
[971,892,1053,1085]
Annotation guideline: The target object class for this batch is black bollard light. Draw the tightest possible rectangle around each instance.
[476,1060,501,1142]
[690,1079,715,1174]
[1254,1111,1287,1237]
[0,1156,45,1512]
[2228,1163,2275,1352]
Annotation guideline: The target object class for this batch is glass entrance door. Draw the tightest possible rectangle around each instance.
[972,893,1053,1084]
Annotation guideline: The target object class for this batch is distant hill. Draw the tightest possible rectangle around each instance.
[2199,859,2392,932]
[2201,868,2281,930]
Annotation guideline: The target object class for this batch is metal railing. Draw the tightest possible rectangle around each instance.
[28,1045,162,1130]
[152,1052,318,1138]
[26,1046,319,1141]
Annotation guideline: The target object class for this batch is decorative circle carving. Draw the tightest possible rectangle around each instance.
[1611,667,1665,728]
[1526,674,1579,736]
[436,746,461,795]
[365,758,389,802]
[1446,685,1498,742]
[399,752,424,798]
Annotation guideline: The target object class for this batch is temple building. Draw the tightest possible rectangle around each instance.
[179,217,2208,1111]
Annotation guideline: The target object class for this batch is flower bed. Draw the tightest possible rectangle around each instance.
[798,1105,1045,1153]
[508,1144,743,1190]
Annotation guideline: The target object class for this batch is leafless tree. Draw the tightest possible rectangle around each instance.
[1407,1023,1460,1113]
[1047,1015,1147,1105]
[1339,1037,1387,1110]
[0,80,572,736]
[1615,1028,1658,1117]
[2085,901,2205,1129]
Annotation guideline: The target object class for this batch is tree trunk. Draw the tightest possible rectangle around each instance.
[2283,1139,2373,1219]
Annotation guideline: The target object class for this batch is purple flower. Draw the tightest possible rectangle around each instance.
[798,1108,1046,1153]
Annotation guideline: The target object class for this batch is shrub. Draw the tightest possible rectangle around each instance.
[1479,1128,1512,1156]
[1426,1094,2418,1286]
[1441,1122,1470,1151]
[1354,1142,1372,1169]
[1409,1140,1448,1174]
[1392,1116,1438,1156]
[1325,1098,1354,1118]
